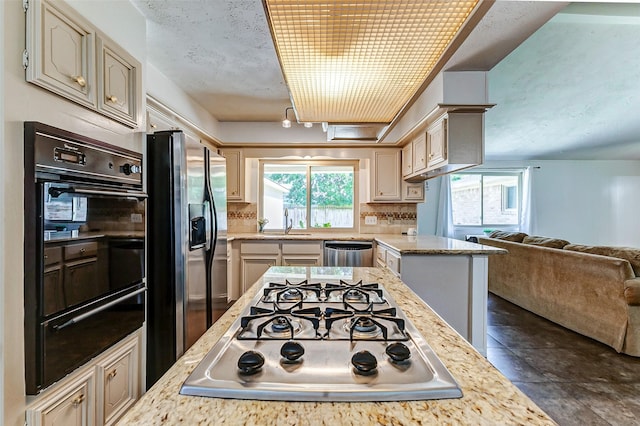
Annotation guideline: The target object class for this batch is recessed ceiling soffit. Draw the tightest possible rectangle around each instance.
[263,0,482,126]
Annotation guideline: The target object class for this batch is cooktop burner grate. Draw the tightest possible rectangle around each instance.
[181,268,463,402]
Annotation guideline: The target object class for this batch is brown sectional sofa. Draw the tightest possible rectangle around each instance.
[479,232,640,357]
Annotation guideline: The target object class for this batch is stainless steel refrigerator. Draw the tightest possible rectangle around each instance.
[146,130,227,387]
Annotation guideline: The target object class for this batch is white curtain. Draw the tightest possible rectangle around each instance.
[435,176,454,238]
[520,166,535,234]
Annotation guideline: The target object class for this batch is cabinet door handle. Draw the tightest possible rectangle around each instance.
[107,95,118,103]
[72,75,87,87]
[79,248,86,254]
[72,394,85,406]
[107,369,118,380]
[150,123,157,129]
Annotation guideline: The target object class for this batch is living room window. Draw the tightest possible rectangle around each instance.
[259,160,358,231]
[450,172,522,226]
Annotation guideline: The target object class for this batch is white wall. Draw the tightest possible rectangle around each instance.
[417,160,640,247]
[2,1,145,424]
[147,63,222,142]
[528,160,640,246]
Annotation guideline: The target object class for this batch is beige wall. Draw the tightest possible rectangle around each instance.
[1,1,145,424]
[1,2,6,421]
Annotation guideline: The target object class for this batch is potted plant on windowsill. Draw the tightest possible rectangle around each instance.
[257,218,269,233]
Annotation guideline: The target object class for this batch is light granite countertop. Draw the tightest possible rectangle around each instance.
[375,234,507,255]
[228,232,506,256]
[118,267,554,426]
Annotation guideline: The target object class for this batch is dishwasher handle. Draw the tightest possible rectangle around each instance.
[324,241,373,251]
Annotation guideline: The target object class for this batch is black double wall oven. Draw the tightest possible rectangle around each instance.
[24,122,146,394]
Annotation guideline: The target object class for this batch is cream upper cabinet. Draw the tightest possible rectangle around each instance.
[402,181,425,201]
[97,37,141,127]
[371,151,402,201]
[25,0,141,128]
[427,115,448,169]
[412,132,428,173]
[402,110,485,181]
[26,0,96,109]
[146,107,180,133]
[401,143,413,177]
[222,150,244,201]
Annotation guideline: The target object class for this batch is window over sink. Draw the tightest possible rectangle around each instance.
[259,160,358,231]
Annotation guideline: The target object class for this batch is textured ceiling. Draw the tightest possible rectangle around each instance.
[131,0,289,121]
[131,1,640,160]
[485,2,640,160]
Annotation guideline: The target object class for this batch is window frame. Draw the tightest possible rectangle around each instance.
[258,159,359,233]
[450,170,523,228]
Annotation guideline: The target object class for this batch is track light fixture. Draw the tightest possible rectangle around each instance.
[282,107,293,128]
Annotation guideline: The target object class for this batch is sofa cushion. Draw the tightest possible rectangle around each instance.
[522,235,570,249]
[564,244,640,276]
[488,231,527,242]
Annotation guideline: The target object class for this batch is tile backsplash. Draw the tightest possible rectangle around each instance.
[359,203,416,234]
[228,202,416,234]
[227,203,258,233]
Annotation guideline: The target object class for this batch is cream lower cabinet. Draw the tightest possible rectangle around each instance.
[27,369,95,426]
[26,330,141,426]
[374,242,400,277]
[240,242,281,293]
[236,241,323,294]
[96,335,139,425]
[280,242,323,266]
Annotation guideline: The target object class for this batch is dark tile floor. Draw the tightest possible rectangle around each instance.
[486,293,640,426]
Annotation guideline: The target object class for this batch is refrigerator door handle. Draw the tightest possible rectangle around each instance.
[204,200,213,252]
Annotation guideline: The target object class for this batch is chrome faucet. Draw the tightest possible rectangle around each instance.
[284,208,293,234]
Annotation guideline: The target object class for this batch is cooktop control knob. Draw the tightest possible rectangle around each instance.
[351,350,377,374]
[280,341,304,362]
[237,350,265,374]
[121,163,141,175]
[386,342,411,362]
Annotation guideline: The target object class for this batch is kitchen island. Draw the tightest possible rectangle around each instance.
[118,267,554,425]
[375,235,506,355]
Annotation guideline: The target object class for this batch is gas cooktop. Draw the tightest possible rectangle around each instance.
[180,267,462,402]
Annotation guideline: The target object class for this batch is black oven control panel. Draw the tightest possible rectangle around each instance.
[34,129,142,187]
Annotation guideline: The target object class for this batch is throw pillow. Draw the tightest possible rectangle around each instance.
[488,231,527,242]
[564,244,640,276]
[522,235,570,249]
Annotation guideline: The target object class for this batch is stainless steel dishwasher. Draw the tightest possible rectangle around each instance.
[323,241,374,267]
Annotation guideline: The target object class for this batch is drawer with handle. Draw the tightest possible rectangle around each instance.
[64,241,98,260]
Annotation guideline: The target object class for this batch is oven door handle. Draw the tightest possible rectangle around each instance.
[52,287,146,332]
[48,187,147,199]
